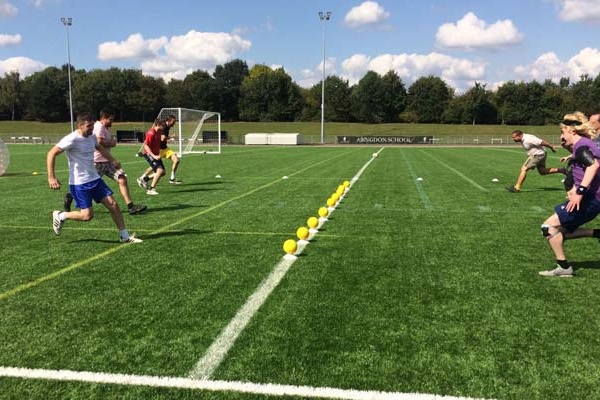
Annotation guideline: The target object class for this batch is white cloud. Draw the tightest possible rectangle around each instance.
[98,33,167,61]
[0,33,20,46]
[558,0,600,21]
[344,1,390,28]
[436,12,523,50]
[0,56,46,77]
[515,48,600,82]
[99,31,251,81]
[0,0,17,17]
[340,52,486,92]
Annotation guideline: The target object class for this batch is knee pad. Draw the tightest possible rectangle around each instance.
[541,224,551,237]
[541,224,560,240]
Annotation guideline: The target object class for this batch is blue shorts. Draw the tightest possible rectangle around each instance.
[144,154,165,172]
[555,196,600,233]
[69,178,113,210]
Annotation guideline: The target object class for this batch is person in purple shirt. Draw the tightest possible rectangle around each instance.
[539,112,600,277]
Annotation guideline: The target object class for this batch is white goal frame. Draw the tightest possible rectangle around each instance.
[155,108,222,155]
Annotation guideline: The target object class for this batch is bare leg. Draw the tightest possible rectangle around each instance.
[100,195,126,230]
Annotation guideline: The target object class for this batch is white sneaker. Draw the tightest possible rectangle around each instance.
[146,188,159,195]
[52,210,63,235]
[137,177,149,189]
[539,265,573,277]
[169,179,182,185]
[120,234,142,243]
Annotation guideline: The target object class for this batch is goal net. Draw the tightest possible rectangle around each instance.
[155,108,222,155]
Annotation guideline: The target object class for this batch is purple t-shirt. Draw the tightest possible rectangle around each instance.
[571,136,600,200]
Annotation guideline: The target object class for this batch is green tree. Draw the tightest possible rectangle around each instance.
[406,76,453,123]
[304,76,352,122]
[351,71,386,123]
[239,65,303,121]
[22,66,66,122]
[0,71,22,120]
[213,59,249,121]
[380,71,406,122]
[183,70,219,111]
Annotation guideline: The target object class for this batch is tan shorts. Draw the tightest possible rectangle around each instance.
[94,162,126,181]
[523,154,547,170]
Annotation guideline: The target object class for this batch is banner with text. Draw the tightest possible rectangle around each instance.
[337,136,434,145]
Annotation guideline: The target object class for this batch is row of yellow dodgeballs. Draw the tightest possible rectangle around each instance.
[282,179,352,258]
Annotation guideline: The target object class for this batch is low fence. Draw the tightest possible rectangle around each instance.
[0,133,563,146]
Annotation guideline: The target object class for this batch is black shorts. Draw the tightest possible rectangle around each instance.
[143,154,165,172]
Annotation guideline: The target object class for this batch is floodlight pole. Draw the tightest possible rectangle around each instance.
[318,11,331,145]
[61,17,74,132]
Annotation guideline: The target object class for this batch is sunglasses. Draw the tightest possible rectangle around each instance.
[562,119,582,126]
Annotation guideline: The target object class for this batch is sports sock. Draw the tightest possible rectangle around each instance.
[556,259,570,269]
[58,212,67,221]
[515,184,521,190]
[593,229,600,239]
[127,202,133,209]
[119,229,130,239]
[170,173,175,180]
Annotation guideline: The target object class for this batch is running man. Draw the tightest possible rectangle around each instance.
[47,112,142,243]
[506,129,566,193]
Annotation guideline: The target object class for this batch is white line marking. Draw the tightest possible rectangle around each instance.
[400,151,433,210]
[0,367,492,400]
[188,256,296,379]
[420,151,487,191]
[190,151,376,379]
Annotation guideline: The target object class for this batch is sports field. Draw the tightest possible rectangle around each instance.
[1,143,600,400]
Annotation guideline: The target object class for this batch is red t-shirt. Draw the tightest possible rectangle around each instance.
[144,128,162,155]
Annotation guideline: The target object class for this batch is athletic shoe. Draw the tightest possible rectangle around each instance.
[169,179,182,185]
[120,234,143,243]
[52,210,63,236]
[505,186,520,193]
[128,204,148,215]
[137,177,148,189]
[539,265,573,277]
[63,192,73,212]
[146,188,159,195]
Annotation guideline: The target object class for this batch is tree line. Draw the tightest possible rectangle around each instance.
[1,58,600,125]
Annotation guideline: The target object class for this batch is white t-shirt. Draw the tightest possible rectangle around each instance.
[521,133,545,157]
[93,120,112,163]
[56,131,101,185]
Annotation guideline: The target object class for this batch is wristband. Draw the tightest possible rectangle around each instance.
[576,185,589,195]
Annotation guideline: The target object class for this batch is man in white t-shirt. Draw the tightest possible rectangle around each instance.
[47,112,142,243]
[506,130,566,193]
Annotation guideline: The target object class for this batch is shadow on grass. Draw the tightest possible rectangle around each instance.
[142,228,212,240]
[140,203,208,213]
[572,260,600,271]
[69,228,211,243]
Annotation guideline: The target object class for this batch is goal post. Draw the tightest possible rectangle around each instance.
[155,108,222,155]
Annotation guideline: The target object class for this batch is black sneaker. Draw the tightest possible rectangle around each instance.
[128,204,148,215]
[505,186,520,193]
[63,192,73,211]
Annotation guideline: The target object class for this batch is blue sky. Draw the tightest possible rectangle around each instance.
[1,0,600,93]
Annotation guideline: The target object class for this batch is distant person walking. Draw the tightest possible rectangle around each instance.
[506,129,566,193]
[47,112,142,243]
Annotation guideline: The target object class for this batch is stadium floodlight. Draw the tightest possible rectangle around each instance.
[61,17,74,132]
[318,11,331,145]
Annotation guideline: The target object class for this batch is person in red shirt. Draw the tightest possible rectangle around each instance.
[137,119,166,195]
